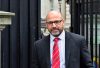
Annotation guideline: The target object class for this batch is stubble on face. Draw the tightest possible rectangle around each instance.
[49,27,63,37]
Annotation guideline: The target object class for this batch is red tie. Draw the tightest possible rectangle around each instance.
[52,37,60,68]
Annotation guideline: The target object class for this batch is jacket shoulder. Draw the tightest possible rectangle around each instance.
[34,35,50,45]
[66,32,85,41]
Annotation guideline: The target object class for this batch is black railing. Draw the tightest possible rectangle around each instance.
[69,0,100,67]
[0,0,41,68]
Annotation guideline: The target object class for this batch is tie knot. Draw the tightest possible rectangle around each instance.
[54,37,59,42]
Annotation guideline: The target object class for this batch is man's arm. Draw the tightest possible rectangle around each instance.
[31,42,40,68]
[80,37,94,68]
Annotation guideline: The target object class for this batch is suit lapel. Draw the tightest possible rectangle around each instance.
[44,35,51,68]
[65,32,71,68]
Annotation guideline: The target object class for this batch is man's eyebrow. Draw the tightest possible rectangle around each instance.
[46,19,62,22]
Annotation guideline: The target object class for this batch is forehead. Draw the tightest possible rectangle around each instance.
[46,11,62,21]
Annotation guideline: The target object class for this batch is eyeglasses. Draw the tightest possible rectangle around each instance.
[46,20,62,25]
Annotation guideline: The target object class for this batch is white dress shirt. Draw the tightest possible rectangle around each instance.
[50,30,65,68]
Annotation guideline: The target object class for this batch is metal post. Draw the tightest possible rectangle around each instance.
[86,0,89,46]
[99,44,100,67]
[70,0,76,33]
[58,0,62,12]
[0,27,5,68]
[0,31,1,67]
[95,12,97,68]
[0,26,5,68]
[0,11,15,68]
[90,0,93,61]
[81,0,85,36]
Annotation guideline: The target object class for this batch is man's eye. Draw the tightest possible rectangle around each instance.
[48,21,53,24]
[47,20,62,24]
[54,21,60,23]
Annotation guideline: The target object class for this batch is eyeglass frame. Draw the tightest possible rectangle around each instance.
[46,19,63,25]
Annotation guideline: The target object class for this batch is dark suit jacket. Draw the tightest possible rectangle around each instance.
[32,32,93,68]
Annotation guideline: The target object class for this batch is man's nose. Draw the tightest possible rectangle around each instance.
[52,23,56,27]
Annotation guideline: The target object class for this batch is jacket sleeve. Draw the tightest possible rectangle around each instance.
[80,37,94,68]
[31,42,40,68]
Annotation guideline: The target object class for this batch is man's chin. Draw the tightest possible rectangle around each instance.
[51,33,60,37]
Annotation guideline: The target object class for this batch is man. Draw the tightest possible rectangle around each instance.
[32,10,93,68]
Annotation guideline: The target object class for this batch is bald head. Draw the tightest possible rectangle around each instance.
[46,10,63,22]
[45,10,64,37]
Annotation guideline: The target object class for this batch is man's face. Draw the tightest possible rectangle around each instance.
[46,12,64,37]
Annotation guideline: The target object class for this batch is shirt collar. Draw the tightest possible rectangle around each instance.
[50,30,65,41]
